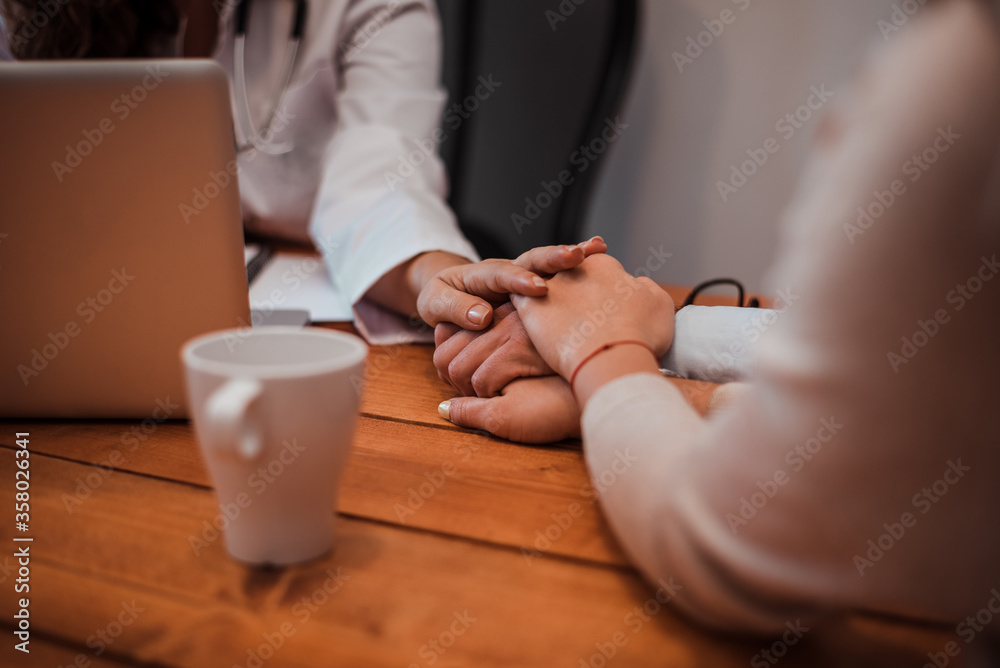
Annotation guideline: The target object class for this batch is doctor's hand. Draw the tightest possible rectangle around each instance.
[415,237,607,331]
[437,375,581,444]
[511,254,675,381]
[433,302,550,397]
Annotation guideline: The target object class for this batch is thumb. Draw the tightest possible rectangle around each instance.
[418,283,494,330]
[438,397,507,438]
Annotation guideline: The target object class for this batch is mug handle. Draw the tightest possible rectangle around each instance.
[204,378,264,461]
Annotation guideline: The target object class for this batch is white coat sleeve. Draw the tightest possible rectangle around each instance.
[310,0,479,344]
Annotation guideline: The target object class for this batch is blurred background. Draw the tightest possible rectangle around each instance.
[437,0,900,292]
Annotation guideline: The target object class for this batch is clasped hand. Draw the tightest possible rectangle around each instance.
[434,250,675,443]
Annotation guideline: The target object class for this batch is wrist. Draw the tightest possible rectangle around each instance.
[407,251,470,296]
[367,251,470,318]
[571,343,661,408]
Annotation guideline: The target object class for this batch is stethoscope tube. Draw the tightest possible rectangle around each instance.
[233,0,308,155]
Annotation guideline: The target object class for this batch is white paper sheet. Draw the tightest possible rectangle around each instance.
[248,253,352,322]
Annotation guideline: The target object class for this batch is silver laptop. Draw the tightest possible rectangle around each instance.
[0,60,251,418]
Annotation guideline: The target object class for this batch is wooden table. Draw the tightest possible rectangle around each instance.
[1,288,958,667]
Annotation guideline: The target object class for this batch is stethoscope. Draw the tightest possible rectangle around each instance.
[233,0,308,155]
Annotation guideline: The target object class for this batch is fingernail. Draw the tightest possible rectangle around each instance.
[532,276,546,288]
[591,235,604,244]
[467,305,488,325]
[565,244,579,252]
[438,400,452,420]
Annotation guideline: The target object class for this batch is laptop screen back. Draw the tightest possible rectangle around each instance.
[0,60,250,418]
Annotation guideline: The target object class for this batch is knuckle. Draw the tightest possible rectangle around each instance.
[448,362,475,396]
[471,369,496,398]
[432,347,450,375]
[527,361,548,376]
[481,404,505,434]
[481,259,503,272]
[433,324,450,347]
[447,356,463,381]
[449,400,466,425]
[590,253,623,271]
[495,301,517,318]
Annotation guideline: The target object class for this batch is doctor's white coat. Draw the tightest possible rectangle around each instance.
[2,0,479,343]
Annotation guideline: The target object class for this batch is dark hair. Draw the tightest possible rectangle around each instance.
[2,0,180,59]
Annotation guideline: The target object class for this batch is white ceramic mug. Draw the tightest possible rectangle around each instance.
[181,327,367,566]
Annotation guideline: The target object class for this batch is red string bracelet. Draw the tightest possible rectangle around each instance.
[568,340,659,392]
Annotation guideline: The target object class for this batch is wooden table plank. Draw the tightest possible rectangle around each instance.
[0,321,755,572]
[0,449,754,668]
[355,340,471,431]
[0,449,952,668]
[0,285,957,668]
[0,415,628,567]
[3,635,143,667]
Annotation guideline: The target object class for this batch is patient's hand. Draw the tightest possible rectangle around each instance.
[434,302,550,397]
[438,375,580,444]
[512,254,675,379]
[417,237,607,331]
[430,237,607,396]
